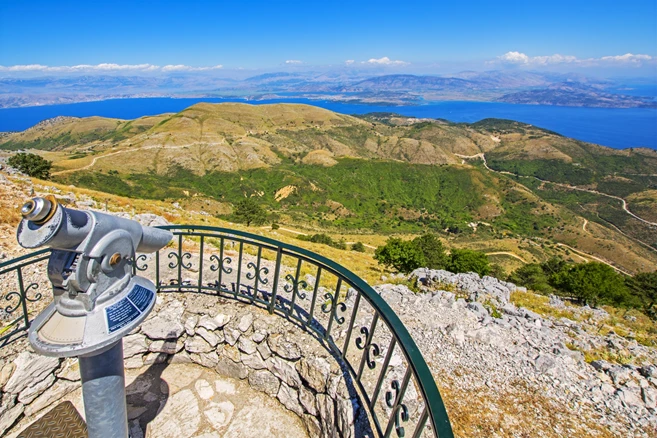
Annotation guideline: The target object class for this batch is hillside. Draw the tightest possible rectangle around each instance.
[1,102,656,274]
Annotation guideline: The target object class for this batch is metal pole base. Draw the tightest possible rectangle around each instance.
[79,340,129,438]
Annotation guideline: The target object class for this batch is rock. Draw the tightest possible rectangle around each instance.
[534,354,556,373]
[198,314,231,331]
[317,393,336,437]
[296,356,330,393]
[124,334,149,358]
[55,358,80,381]
[216,356,249,380]
[251,330,267,344]
[617,387,643,408]
[204,401,235,429]
[445,323,465,345]
[241,352,267,370]
[4,352,60,394]
[238,313,254,332]
[608,366,631,386]
[248,369,280,396]
[190,352,220,369]
[548,295,565,308]
[0,361,15,388]
[125,355,144,369]
[196,327,222,347]
[149,339,185,354]
[185,337,213,354]
[184,315,199,335]
[168,351,193,364]
[18,372,55,404]
[214,379,236,395]
[238,337,258,355]
[143,352,168,366]
[302,414,322,437]
[277,382,304,417]
[466,301,488,318]
[257,342,272,360]
[141,316,184,340]
[268,356,302,388]
[299,386,318,416]
[0,403,24,437]
[642,386,657,409]
[591,360,612,372]
[25,379,78,416]
[268,334,302,360]
[129,420,144,438]
[640,365,657,379]
[194,379,215,400]
[148,389,200,438]
[224,328,241,346]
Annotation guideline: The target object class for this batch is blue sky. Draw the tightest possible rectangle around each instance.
[1,0,656,75]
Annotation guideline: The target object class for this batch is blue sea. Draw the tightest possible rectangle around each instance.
[1,97,656,149]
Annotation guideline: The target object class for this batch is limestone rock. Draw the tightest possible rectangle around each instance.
[141,316,184,340]
[147,389,200,438]
[296,356,330,393]
[190,351,220,369]
[56,358,80,381]
[299,386,318,416]
[124,334,149,358]
[185,336,213,354]
[4,352,59,394]
[277,382,304,417]
[216,356,249,380]
[241,352,267,370]
[248,369,280,396]
[198,314,231,331]
[0,403,24,437]
[257,342,272,360]
[267,356,302,388]
[238,337,257,355]
[25,379,79,416]
[268,334,301,360]
[149,339,185,354]
[143,352,168,366]
[184,315,199,336]
[125,355,144,369]
[224,328,241,346]
[238,313,254,332]
[0,361,15,388]
[197,327,222,347]
[534,354,556,373]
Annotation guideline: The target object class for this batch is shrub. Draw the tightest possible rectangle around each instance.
[351,242,366,252]
[297,233,346,250]
[447,249,491,276]
[7,152,52,179]
[271,223,280,230]
[550,262,628,306]
[627,271,657,318]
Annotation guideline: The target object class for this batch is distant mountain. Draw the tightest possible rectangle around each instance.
[498,82,657,108]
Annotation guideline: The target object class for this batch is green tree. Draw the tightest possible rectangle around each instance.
[550,262,627,306]
[447,249,491,276]
[627,271,657,318]
[374,238,425,273]
[7,153,52,179]
[412,233,447,269]
[508,263,554,294]
[233,198,267,226]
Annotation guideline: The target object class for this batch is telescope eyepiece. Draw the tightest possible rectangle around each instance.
[21,196,56,224]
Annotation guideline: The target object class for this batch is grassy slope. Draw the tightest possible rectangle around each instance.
[2,104,656,273]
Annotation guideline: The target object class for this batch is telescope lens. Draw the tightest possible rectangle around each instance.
[21,197,54,223]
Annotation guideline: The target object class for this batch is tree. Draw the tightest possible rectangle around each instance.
[508,263,554,294]
[374,238,425,273]
[447,249,491,276]
[550,262,628,306]
[412,233,447,269]
[627,271,657,318]
[233,198,267,226]
[7,153,52,179]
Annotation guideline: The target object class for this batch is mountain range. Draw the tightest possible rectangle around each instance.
[1,70,654,109]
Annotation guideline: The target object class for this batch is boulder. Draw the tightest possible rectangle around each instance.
[4,352,59,395]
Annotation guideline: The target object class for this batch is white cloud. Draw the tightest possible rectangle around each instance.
[345,60,355,65]
[285,60,302,64]
[600,53,653,63]
[495,51,654,67]
[0,63,222,73]
[365,56,409,66]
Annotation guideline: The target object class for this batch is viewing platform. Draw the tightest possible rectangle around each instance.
[0,225,453,437]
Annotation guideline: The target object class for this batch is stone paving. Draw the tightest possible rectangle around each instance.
[6,363,307,438]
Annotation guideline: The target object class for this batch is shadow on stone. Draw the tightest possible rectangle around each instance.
[125,356,170,436]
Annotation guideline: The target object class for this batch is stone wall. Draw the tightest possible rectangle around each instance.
[0,292,366,437]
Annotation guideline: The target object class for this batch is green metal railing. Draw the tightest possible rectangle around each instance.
[0,225,453,438]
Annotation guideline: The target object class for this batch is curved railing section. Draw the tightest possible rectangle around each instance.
[0,225,453,438]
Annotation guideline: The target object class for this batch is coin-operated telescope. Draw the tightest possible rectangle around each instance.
[17,196,172,438]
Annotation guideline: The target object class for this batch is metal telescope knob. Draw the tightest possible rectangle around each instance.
[21,196,57,224]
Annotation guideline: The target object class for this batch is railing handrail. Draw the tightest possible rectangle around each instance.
[157,225,453,436]
[1,225,453,437]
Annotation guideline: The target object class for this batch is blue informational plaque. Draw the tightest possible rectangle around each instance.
[105,283,154,333]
